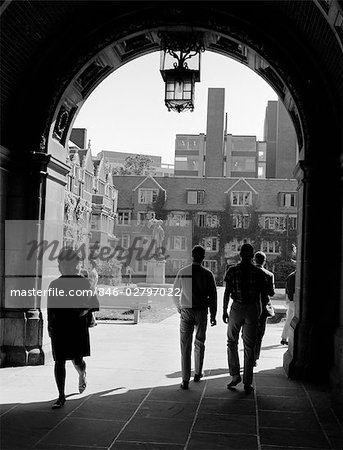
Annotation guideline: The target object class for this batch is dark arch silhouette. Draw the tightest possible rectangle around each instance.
[1,1,342,422]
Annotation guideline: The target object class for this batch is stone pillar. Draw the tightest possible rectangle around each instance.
[284,160,341,381]
[1,151,50,366]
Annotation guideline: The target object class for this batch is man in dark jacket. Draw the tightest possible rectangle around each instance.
[173,245,217,390]
[223,243,268,393]
[254,251,275,363]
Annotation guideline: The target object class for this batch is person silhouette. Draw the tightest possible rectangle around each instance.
[47,248,99,409]
[223,243,268,393]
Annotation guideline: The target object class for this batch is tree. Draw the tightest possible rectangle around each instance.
[113,155,156,176]
[150,190,168,220]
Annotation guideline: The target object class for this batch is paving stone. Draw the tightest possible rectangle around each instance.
[118,417,191,444]
[259,426,331,448]
[71,398,138,421]
[256,386,305,397]
[112,442,183,449]
[36,445,107,450]
[0,410,64,449]
[258,410,320,430]
[136,400,198,419]
[255,375,301,388]
[147,384,203,403]
[257,395,312,412]
[200,397,256,416]
[40,417,125,447]
[194,412,256,434]
[187,431,258,449]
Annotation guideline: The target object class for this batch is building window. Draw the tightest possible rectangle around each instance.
[263,215,286,231]
[120,234,130,249]
[280,192,297,208]
[289,215,297,230]
[117,211,131,225]
[231,191,252,206]
[202,237,219,252]
[261,240,280,254]
[232,214,250,229]
[187,190,205,204]
[170,236,187,250]
[203,259,217,274]
[169,212,187,226]
[138,188,159,204]
[206,214,219,228]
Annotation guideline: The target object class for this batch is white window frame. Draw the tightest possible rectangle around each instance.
[170,236,187,250]
[232,214,250,229]
[117,211,131,225]
[169,212,187,226]
[231,191,252,206]
[138,188,159,204]
[280,192,297,208]
[263,215,286,231]
[261,240,281,254]
[203,259,218,274]
[187,190,205,205]
[289,215,297,230]
[206,214,219,228]
[202,237,219,252]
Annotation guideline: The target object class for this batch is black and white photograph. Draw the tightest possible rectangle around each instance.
[1,1,343,449]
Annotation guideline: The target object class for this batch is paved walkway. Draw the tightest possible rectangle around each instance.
[1,311,342,449]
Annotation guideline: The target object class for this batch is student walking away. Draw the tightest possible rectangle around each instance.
[254,251,275,365]
[281,270,296,345]
[48,248,99,409]
[173,245,217,390]
[223,243,268,394]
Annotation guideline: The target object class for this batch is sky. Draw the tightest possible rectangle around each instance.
[74,51,278,165]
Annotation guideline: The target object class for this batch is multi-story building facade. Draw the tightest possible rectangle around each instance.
[113,174,297,284]
[65,142,118,267]
[174,88,297,179]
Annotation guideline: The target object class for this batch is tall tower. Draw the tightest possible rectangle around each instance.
[264,100,297,178]
[205,88,225,177]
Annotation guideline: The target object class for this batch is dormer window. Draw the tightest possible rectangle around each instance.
[138,188,158,204]
[280,192,297,207]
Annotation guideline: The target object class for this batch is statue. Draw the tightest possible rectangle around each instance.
[148,218,165,258]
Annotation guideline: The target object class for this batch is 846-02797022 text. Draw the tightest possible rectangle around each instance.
[97,287,181,297]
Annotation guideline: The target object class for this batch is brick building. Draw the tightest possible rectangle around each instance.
[113,174,297,284]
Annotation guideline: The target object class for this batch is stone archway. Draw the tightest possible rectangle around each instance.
[1,1,343,419]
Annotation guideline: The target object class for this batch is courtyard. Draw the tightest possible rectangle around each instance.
[1,294,342,450]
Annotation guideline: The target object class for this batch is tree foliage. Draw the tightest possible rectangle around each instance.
[113,155,156,176]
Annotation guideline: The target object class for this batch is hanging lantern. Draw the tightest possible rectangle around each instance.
[160,32,203,113]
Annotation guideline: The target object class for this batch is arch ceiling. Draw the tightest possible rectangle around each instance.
[1,1,343,159]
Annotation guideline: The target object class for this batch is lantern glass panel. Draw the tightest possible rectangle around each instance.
[175,80,183,99]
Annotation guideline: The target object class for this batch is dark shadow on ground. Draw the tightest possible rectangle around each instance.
[1,367,342,450]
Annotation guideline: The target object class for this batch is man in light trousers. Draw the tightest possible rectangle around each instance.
[173,245,217,390]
